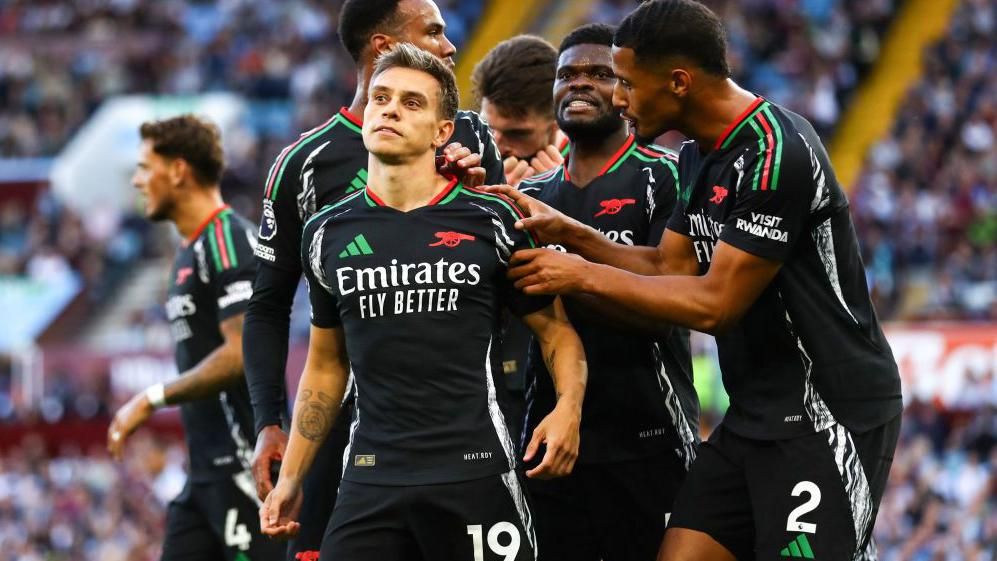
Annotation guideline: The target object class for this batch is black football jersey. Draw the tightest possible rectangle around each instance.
[167,206,259,481]
[667,98,902,439]
[255,107,504,272]
[518,136,699,466]
[301,178,552,485]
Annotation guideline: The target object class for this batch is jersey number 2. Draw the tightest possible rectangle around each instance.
[786,481,821,534]
[467,522,520,561]
[224,508,252,550]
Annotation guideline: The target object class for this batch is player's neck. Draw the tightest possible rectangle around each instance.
[367,152,450,212]
[565,125,630,188]
[348,63,376,117]
[348,86,367,118]
[173,188,225,241]
[682,78,758,151]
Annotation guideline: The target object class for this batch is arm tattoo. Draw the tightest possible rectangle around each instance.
[544,348,557,374]
[296,389,334,441]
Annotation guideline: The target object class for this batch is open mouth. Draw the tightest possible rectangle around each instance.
[562,97,600,112]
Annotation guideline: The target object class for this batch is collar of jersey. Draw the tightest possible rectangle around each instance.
[363,174,461,209]
[339,106,364,129]
[562,133,636,183]
[712,96,768,151]
[184,205,230,246]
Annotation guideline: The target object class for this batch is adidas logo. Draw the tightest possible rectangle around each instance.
[339,234,374,258]
[780,534,815,558]
[345,169,368,194]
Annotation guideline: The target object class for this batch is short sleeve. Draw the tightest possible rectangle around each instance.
[665,195,691,238]
[476,120,506,185]
[208,218,258,323]
[255,150,305,272]
[453,111,506,185]
[719,142,814,262]
[648,155,680,246]
[300,220,342,328]
[497,197,554,317]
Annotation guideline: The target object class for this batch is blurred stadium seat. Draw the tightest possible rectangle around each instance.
[0,1,992,560]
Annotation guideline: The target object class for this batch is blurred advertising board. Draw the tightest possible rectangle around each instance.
[886,323,995,409]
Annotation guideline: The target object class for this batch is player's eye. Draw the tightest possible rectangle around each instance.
[557,71,572,81]
[405,99,421,109]
[596,71,614,80]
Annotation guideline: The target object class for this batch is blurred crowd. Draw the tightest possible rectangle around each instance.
[0,191,152,297]
[852,0,996,320]
[875,401,995,561]
[0,431,186,561]
[0,2,993,558]
[0,404,990,561]
[588,0,898,138]
[0,0,481,160]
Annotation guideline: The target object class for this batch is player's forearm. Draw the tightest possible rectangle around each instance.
[565,224,666,276]
[165,342,244,404]
[580,264,728,334]
[534,319,587,408]
[244,265,299,433]
[279,360,348,485]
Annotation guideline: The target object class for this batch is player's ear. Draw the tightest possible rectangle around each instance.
[370,33,394,58]
[433,119,455,149]
[671,68,692,98]
[168,157,188,187]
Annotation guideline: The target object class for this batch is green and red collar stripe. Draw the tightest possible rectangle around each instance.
[363,175,461,207]
[714,97,765,150]
[185,205,239,271]
[263,107,362,201]
[208,210,239,270]
[714,97,784,191]
[185,205,229,246]
[563,134,635,182]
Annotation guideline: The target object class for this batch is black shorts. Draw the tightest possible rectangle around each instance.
[161,473,285,561]
[669,415,900,561]
[319,470,536,561]
[527,453,689,561]
[286,399,353,561]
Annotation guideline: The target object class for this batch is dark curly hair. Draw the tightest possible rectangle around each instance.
[471,35,558,118]
[559,23,616,55]
[338,0,404,62]
[614,0,731,77]
[139,114,224,185]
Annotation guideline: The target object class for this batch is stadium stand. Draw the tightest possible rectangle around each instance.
[851,0,996,320]
[0,1,992,560]
[574,0,899,139]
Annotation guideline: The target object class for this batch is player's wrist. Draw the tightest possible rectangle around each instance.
[144,383,167,409]
[563,221,600,253]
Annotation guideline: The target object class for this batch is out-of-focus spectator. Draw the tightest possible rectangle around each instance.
[585,0,898,139]
[0,431,186,561]
[853,0,995,320]
[875,401,995,561]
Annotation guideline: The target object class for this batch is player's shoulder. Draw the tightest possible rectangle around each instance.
[302,189,367,236]
[452,109,494,148]
[453,183,528,223]
[517,166,564,195]
[194,207,256,276]
[265,110,361,188]
[622,142,679,173]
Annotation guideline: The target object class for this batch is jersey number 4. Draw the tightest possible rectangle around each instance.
[224,508,252,550]
[467,522,520,561]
